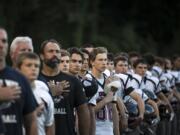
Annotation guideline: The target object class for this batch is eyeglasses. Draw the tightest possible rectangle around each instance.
[0,38,7,44]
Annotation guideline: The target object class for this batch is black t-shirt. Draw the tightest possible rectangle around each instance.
[0,67,37,135]
[39,71,87,135]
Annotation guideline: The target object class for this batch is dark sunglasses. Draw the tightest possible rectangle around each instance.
[0,38,7,43]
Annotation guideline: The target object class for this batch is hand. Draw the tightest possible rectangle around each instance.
[119,114,128,129]
[129,116,142,129]
[0,85,21,101]
[104,76,121,94]
[48,80,70,96]
[36,102,45,116]
[159,100,167,106]
[151,117,160,126]
[138,114,144,120]
[104,91,114,103]
[105,76,120,85]
[170,112,175,121]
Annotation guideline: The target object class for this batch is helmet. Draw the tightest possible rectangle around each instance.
[143,89,157,100]
[144,104,158,125]
[145,104,154,116]
[125,101,141,129]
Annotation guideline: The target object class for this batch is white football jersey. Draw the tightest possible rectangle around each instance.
[140,75,161,99]
[33,80,54,135]
[129,73,149,101]
[86,73,113,135]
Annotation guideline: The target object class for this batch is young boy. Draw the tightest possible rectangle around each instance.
[16,52,54,135]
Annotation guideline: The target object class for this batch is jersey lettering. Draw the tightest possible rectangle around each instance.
[2,114,17,123]
[96,92,113,121]
[54,107,66,114]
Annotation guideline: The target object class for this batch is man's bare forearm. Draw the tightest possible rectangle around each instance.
[94,91,114,113]
[112,103,120,135]
[158,92,174,112]
[77,104,90,135]
[130,91,145,119]
[45,122,55,135]
[88,105,96,135]
[24,111,38,135]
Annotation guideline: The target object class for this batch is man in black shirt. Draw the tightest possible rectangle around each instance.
[0,27,38,135]
[39,39,90,135]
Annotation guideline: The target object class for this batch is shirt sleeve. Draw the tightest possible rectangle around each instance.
[124,87,134,96]
[129,78,140,89]
[134,89,149,102]
[74,78,87,107]
[88,93,97,105]
[44,93,54,126]
[22,77,37,115]
[155,82,162,94]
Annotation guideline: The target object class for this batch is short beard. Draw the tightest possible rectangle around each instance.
[44,57,60,69]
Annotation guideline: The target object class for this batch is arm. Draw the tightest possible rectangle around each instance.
[116,97,127,117]
[45,123,55,135]
[45,92,55,135]
[167,91,174,101]
[24,111,38,135]
[94,91,114,113]
[112,103,120,135]
[47,80,70,96]
[116,97,128,130]
[158,92,174,113]
[88,104,96,135]
[77,103,90,135]
[158,92,175,121]
[172,87,180,101]
[129,91,145,119]
[147,99,159,117]
[0,85,21,102]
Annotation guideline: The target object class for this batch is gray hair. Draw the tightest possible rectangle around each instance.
[10,36,33,53]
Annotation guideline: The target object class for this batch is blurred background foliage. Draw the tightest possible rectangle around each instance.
[0,0,180,56]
